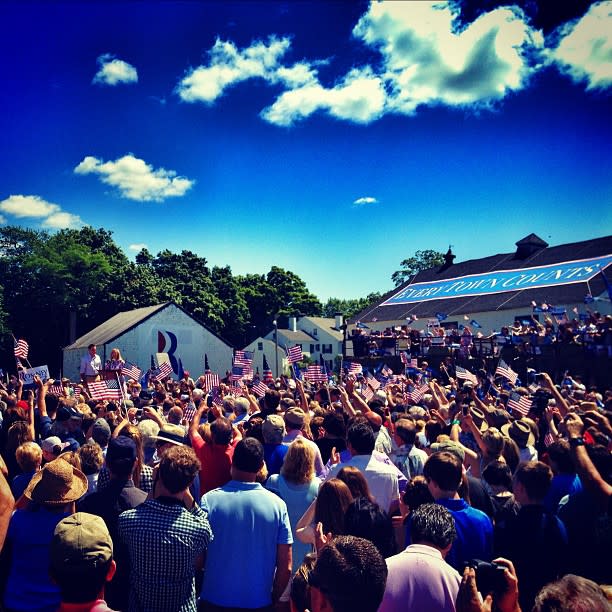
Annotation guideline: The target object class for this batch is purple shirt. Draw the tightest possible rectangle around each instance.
[379,544,461,612]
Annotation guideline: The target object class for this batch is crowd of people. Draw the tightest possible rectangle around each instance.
[0,332,611,612]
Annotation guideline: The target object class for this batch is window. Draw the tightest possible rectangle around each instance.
[322,344,332,354]
[310,344,315,353]
[257,342,263,351]
[315,344,320,351]
[313,328,318,336]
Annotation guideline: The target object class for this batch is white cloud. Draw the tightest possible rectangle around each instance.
[0,194,60,217]
[353,2,543,114]
[176,37,318,104]
[261,67,386,126]
[93,53,138,86]
[549,1,612,90]
[42,211,84,229]
[353,196,379,206]
[129,243,148,251]
[0,195,82,229]
[74,154,194,202]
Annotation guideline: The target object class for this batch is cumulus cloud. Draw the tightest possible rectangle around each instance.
[0,195,83,228]
[353,2,543,114]
[176,37,317,103]
[93,53,138,86]
[549,1,612,90]
[353,196,379,206]
[74,154,194,202]
[129,243,148,251]
[42,211,84,229]
[261,67,386,126]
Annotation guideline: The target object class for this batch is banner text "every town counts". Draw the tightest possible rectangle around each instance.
[382,255,612,306]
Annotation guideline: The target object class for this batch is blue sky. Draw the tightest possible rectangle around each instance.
[1,1,611,301]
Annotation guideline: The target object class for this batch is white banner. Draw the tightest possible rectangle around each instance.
[18,364,50,384]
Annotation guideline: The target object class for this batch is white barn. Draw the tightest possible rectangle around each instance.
[62,302,233,382]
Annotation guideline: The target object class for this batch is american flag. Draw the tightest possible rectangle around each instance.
[286,345,303,364]
[211,393,224,408]
[251,380,269,398]
[47,383,64,396]
[409,358,418,369]
[381,364,393,378]
[304,365,326,384]
[400,352,409,365]
[230,366,253,382]
[456,366,478,386]
[366,374,381,391]
[507,392,531,416]
[88,379,122,401]
[406,383,429,404]
[348,362,363,375]
[14,338,28,360]
[203,373,220,391]
[151,361,173,382]
[262,354,274,382]
[496,359,518,385]
[361,386,374,402]
[183,403,197,422]
[543,431,556,447]
[234,350,253,367]
[121,362,142,382]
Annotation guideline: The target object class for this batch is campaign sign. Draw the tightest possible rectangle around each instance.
[382,254,612,306]
[18,365,50,386]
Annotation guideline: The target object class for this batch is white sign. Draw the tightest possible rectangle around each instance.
[18,364,50,384]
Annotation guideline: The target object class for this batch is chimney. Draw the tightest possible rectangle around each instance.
[334,313,344,330]
[288,316,297,332]
[515,233,549,259]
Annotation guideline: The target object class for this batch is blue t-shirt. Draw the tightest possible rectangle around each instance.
[200,480,293,608]
[4,507,70,612]
[544,474,582,514]
[406,497,493,571]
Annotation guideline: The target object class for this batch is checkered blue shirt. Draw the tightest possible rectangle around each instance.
[118,498,213,612]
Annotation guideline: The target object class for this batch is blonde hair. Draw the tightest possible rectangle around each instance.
[281,438,316,485]
[15,441,42,472]
[110,347,123,361]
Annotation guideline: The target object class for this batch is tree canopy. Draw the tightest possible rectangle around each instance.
[0,226,335,373]
[391,249,445,287]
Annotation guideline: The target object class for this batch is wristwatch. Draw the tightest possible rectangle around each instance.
[568,437,585,448]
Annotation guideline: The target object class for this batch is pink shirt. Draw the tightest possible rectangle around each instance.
[379,544,461,612]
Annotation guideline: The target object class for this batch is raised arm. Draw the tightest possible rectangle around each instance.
[539,372,570,417]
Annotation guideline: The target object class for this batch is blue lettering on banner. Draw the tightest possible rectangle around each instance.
[381,254,612,306]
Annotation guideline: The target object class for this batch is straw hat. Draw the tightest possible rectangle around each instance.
[24,458,88,506]
[501,419,535,448]
[469,407,489,432]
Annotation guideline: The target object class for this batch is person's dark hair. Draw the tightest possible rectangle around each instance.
[314,478,353,536]
[395,419,417,445]
[513,461,553,502]
[263,389,281,412]
[409,503,456,550]
[87,343,95,350]
[425,419,443,444]
[587,444,612,484]
[423,451,462,493]
[402,475,434,511]
[532,574,611,612]
[309,535,388,612]
[158,445,200,494]
[501,437,521,474]
[346,419,375,455]
[336,466,374,502]
[546,440,575,475]
[210,417,233,445]
[233,438,264,473]
[482,460,513,491]
[290,552,317,612]
[345,497,396,558]
[51,559,113,603]
[323,412,346,439]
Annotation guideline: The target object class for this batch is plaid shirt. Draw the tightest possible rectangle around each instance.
[98,464,154,494]
[118,498,213,612]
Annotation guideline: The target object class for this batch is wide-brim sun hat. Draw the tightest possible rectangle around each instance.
[24,457,88,506]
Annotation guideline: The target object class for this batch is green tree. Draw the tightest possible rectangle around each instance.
[392,249,445,287]
[322,293,382,320]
